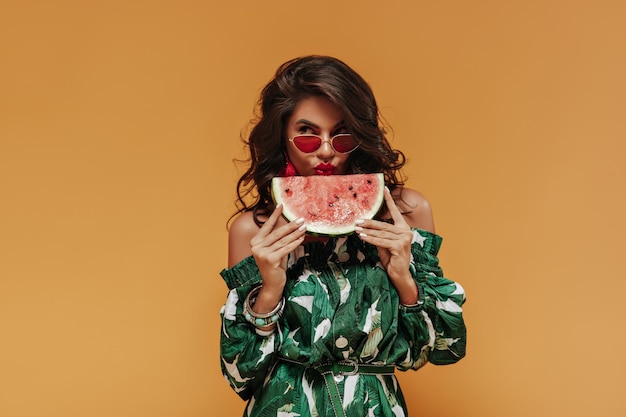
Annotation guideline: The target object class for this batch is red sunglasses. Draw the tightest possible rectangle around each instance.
[288,134,360,154]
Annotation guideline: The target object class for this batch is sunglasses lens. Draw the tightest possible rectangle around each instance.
[332,135,358,153]
[291,134,359,153]
[292,135,322,153]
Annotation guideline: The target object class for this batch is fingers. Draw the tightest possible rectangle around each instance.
[251,216,306,290]
[254,204,285,241]
[250,205,307,265]
[355,188,412,250]
[250,204,303,246]
[252,219,305,250]
[383,186,408,227]
[271,218,307,251]
[355,224,412,250]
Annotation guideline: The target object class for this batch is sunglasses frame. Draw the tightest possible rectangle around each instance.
[288,133,360,154]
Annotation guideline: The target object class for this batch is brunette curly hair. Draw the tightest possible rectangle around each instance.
[232,55,406,225]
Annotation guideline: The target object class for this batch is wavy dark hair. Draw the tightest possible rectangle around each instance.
[231,55,407,226]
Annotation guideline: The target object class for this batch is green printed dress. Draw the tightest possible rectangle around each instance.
[220,228,466,417]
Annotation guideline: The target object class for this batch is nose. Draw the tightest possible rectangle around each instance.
[316,137,335,159]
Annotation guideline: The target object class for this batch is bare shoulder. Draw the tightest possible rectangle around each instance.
[227,211,261,268]
[390,187,436,233]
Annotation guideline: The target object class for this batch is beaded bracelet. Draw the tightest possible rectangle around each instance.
[243,286,285,328]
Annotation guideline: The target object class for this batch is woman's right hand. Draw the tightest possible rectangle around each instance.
[249,205,306,312]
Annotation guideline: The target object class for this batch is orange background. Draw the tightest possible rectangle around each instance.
[1,1,625,416]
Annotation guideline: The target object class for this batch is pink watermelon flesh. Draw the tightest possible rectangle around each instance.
[271,173,385,236]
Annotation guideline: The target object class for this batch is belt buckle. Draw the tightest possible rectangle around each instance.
[338,360,359,376]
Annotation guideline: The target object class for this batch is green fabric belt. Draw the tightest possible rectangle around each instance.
[309,361,396,417]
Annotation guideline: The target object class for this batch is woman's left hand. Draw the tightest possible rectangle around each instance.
[355,187,417,304]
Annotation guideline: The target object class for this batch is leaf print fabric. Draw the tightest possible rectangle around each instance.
[220,228,466,416]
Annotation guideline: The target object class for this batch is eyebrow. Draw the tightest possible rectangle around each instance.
[294,119,346,129]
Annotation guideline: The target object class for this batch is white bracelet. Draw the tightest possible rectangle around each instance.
[254,327,276,337]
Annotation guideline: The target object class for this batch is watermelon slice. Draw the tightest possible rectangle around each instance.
[271,173,385,236]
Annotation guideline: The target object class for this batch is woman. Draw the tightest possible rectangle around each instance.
[220,55,466,417]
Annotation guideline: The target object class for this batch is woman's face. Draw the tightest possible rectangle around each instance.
[284,96,353,176]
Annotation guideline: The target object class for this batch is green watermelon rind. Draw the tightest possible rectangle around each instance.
[271,173,385,237]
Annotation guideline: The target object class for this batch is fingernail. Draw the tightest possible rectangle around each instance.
[276,203,282,208]
[385,186,390,193]
[359,232,368,238]
[298,224,306,231]
[355,226,363,232]
[295,218,305,224]
[355,219,364,225]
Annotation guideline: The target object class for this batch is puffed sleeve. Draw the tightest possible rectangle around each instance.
[219,256,281,400]
[395,229,467,370]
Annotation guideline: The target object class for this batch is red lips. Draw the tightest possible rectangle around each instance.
[314,163,336,175]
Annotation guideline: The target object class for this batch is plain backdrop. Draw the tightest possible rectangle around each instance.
[1,1,625,416]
